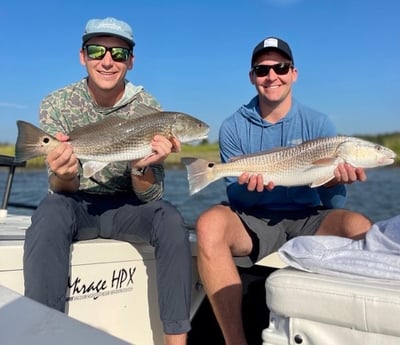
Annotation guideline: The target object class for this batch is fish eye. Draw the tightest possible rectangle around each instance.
[374,145,382,151]
[208,162,215,168]
[43,137,50,144]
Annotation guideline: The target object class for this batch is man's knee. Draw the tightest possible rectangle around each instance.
[197,204,228,232]
[35,193,76,215]
[195,205,235,252]
[155,201,188,243]
[319,210,372,239]
[343,211,372,239]
[28,193,77,240]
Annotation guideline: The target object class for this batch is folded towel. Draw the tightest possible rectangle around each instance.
[278,215,400,280]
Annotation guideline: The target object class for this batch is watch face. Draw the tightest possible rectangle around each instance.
[131,166,147,176]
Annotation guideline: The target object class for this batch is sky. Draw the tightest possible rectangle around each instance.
[1,0,399,144]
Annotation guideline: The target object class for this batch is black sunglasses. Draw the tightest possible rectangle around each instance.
[252,62,293,77]
[84,44,131,62]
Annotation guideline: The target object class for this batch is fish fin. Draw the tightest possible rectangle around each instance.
[307,160,337,187]
[133,103,161,117]
[312,158,337,165]
[229,147,287,162]
[15,121,57,162]
[69,116,126,139]
[143,152,156,160]
[68,104,161,140]
[82,161,110,178]
[310,175,335,188]
[181,157,217,195]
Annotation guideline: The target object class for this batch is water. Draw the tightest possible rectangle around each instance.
[1,168,399,224]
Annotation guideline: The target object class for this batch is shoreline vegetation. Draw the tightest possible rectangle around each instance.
[1,133,400,170]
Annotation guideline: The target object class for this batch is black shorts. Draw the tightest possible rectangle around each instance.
[235,207,333,263]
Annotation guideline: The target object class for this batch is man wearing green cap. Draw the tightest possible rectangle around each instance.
[23,17,191,345]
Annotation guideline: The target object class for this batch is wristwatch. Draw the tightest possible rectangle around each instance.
[131,166,148,176]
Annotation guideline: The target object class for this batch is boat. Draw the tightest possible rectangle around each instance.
[2,154,400,345]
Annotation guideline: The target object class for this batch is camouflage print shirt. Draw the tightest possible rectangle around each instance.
[40,77,165,202]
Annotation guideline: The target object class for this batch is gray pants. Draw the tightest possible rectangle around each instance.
[23,192,192,334]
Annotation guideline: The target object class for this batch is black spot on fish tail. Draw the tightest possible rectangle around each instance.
[181,157,216,195]
[15,121,56,162]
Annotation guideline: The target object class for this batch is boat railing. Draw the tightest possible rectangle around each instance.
[0,155,29,219]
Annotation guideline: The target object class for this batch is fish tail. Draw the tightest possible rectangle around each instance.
[181,157,217,195]
[15,121,55,162]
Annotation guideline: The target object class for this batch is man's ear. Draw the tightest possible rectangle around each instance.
[249,70,255,85]
[79,49,86,67]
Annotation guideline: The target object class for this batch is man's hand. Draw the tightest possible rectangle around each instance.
[324,163,367,187]
[131,135,181,169]
[238,172,275,192]
[47,133,79,180]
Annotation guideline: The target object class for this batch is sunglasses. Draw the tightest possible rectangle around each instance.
[252,62,293,77]
[84,44,131,62]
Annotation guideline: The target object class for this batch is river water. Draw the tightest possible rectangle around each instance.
[1,167,399,224]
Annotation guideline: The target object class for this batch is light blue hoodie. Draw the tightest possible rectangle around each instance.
[219,96,346,213]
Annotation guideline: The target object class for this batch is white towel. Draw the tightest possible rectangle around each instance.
[278,215,400,279]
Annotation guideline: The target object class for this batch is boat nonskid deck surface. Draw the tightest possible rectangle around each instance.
[0,213,30,240]
[0,284,130,345]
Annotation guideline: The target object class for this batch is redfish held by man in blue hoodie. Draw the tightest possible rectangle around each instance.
[181,136,396,195]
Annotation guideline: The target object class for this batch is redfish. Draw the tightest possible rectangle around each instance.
[15,105,209,178]
[181,136,396,195]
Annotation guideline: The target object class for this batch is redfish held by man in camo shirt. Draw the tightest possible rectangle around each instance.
[15,104,209,178]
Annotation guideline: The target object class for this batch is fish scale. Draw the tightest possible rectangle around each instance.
[181,136,396,195]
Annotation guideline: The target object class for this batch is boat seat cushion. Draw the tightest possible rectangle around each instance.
[266,267,400,337]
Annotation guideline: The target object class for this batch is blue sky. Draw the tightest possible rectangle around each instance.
[1,0,399,144]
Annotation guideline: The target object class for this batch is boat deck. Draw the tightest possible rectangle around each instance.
[0,213,30,241]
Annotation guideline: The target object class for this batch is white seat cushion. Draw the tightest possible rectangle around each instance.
[266,267,400,337]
